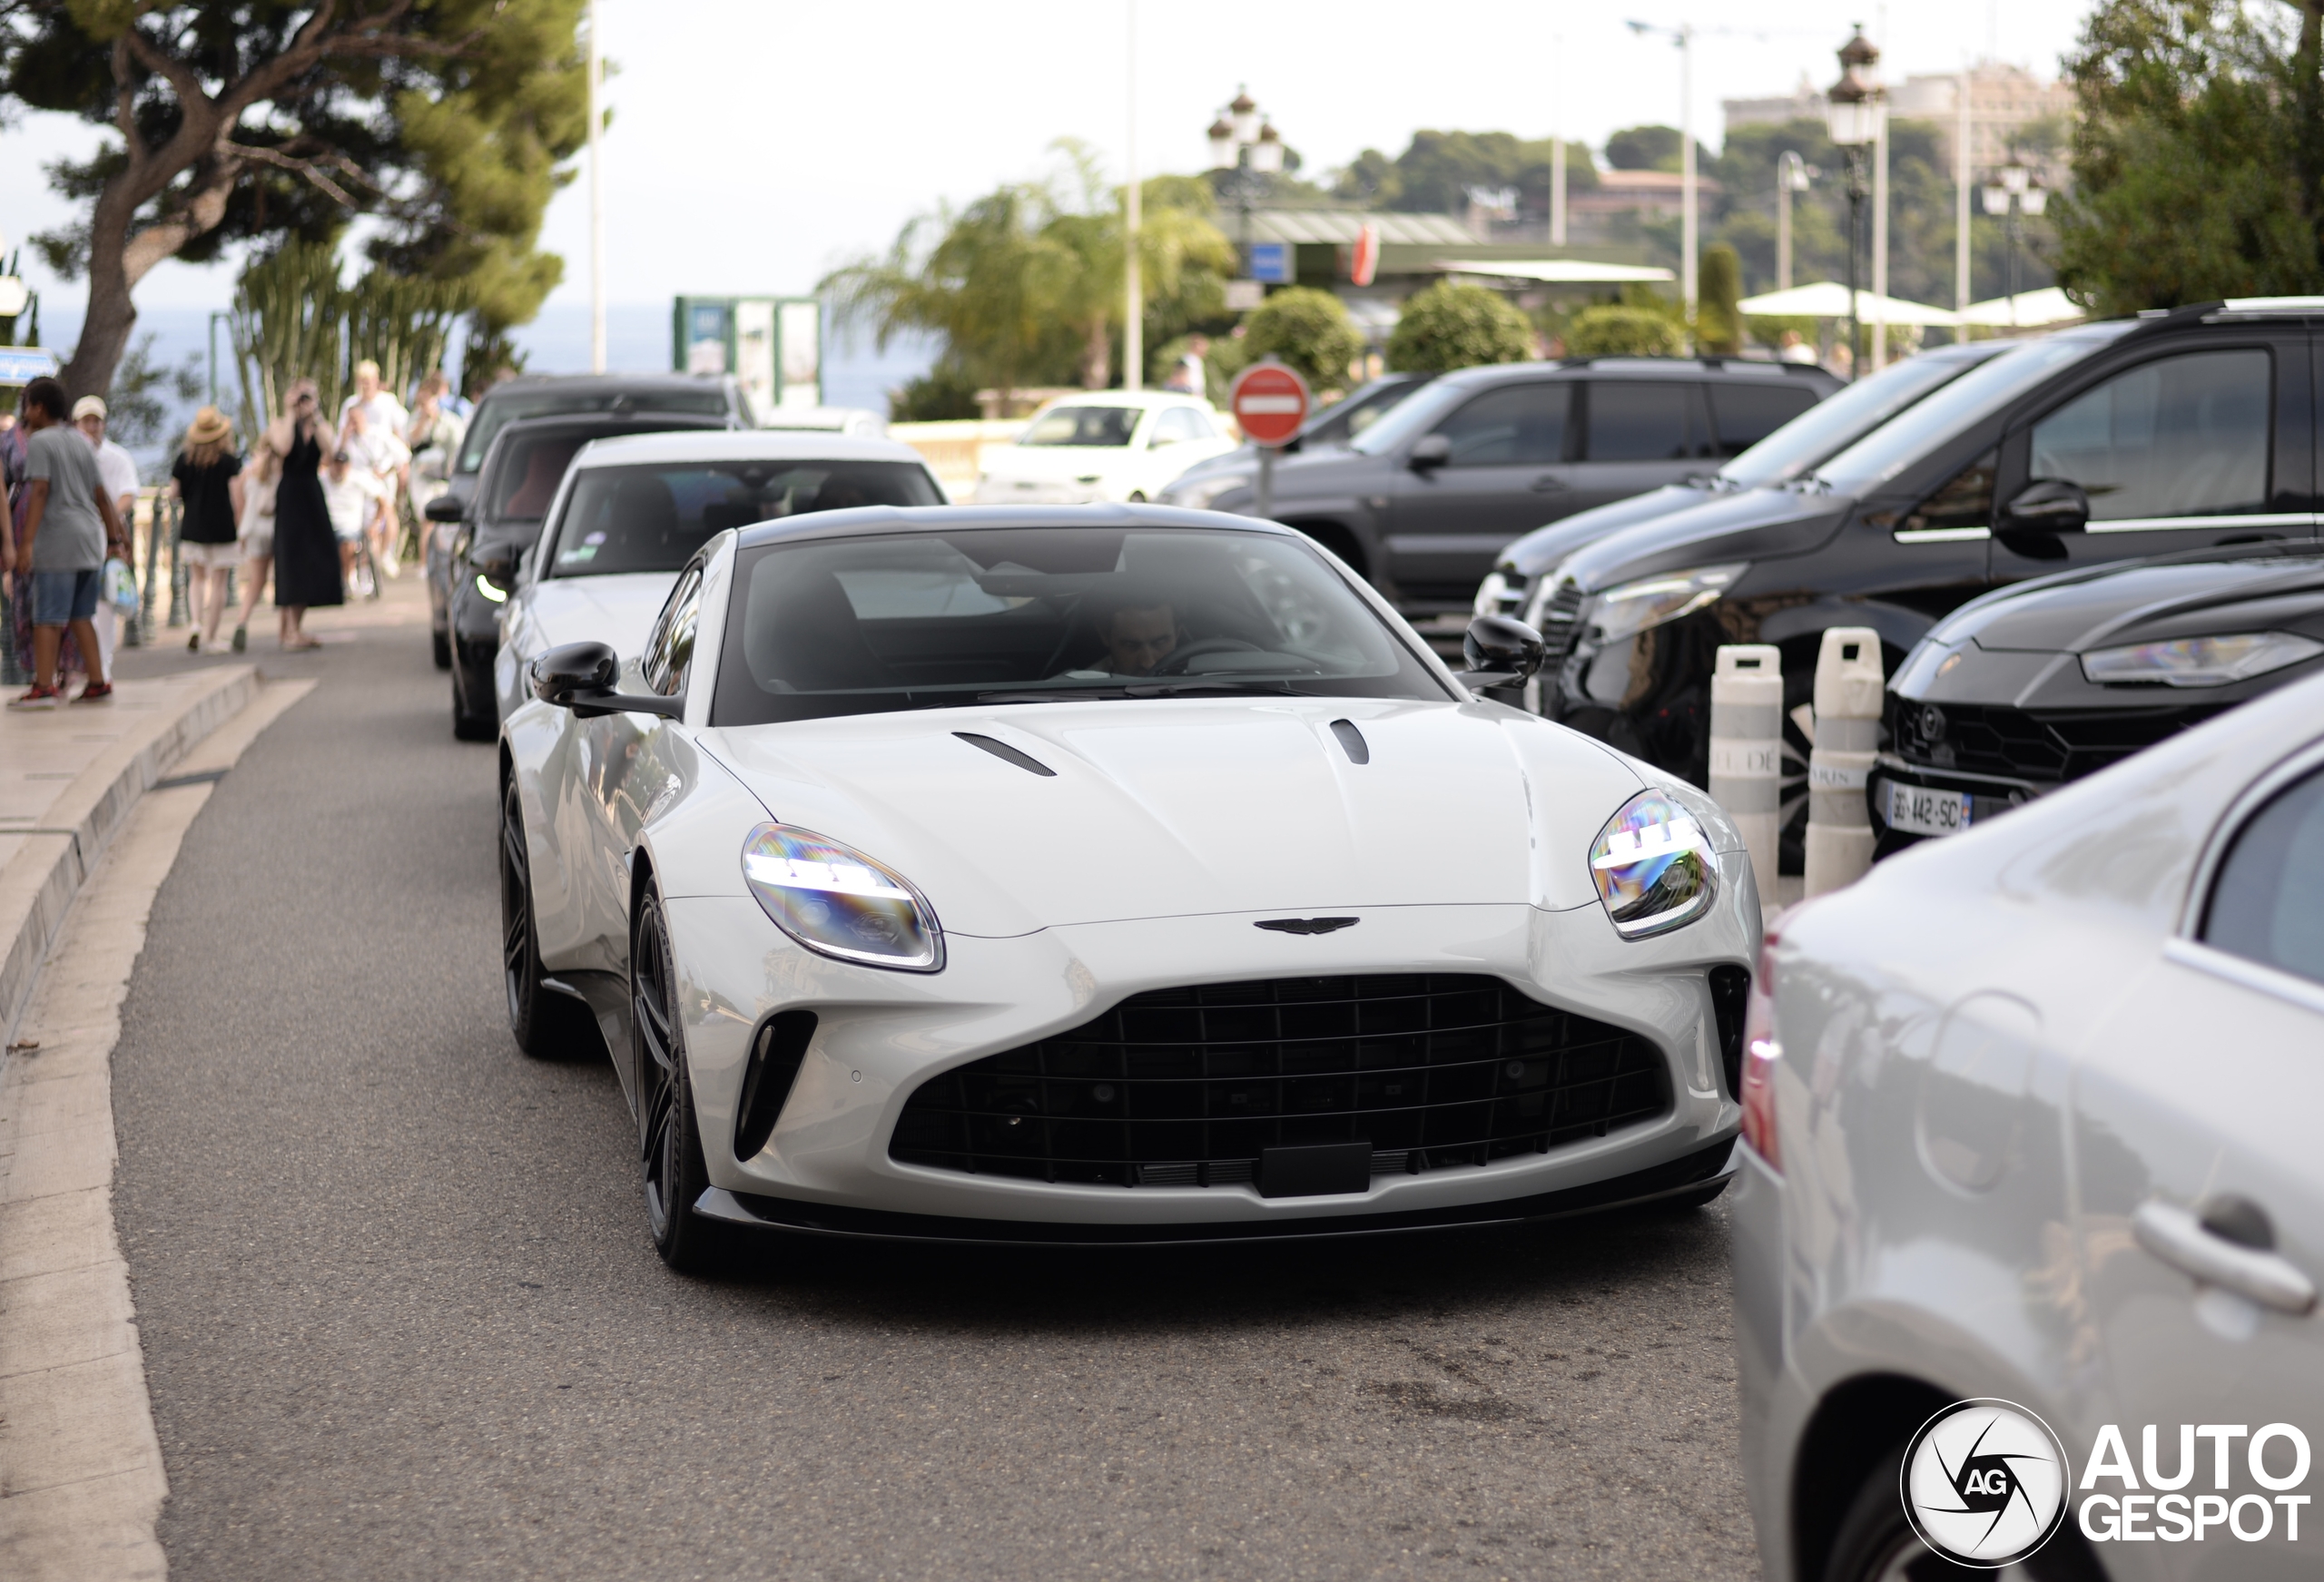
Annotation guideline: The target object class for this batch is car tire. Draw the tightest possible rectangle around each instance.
[452,653,497,742]
[499,776,594,1059]
[432,626,452,670]
[633,887,724,1275]
[1821,1444,2102,1582]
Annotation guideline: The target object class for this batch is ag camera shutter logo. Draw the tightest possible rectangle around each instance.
[1901,1399,2071,1567]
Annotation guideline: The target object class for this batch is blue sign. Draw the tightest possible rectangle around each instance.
[0,346,59,386]
[1249,242,1291,283]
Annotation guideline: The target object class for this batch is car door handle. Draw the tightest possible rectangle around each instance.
[2132,1200,2319,1314]
[1530,474,1568,493]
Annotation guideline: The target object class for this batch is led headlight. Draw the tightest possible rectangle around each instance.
[2080,631,2324,688]
[1589,791,1718,938]
[1167,469,1253,510]
[474,574,508,604]
[741,823,943,971]
[1588,564,1748,645]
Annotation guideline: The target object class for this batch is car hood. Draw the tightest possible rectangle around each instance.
[699,698,1655,936]
[1499,483,1717,578]
[1932,554,2324,654]
[521,571,680,658]
[1561,485,1848,594]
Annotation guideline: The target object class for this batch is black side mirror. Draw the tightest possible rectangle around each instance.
[1409,434,1452,472]
[425,494,466,523]
[530,641,684,720]
[475,553,517,593]
[1459,614,1546,684]
[1995,478,2089,559]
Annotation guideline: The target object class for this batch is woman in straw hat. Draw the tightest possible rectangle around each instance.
[165,406,246,653]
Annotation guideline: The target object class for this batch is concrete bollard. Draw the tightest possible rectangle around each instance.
[1803,626,1884,897]
[1708,644,1783,920]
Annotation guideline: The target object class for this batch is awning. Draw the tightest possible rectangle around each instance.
[1435,259,1677,285]
[1736,280,1960,326]
[0,346,60,387]
[1956,286,2083,328]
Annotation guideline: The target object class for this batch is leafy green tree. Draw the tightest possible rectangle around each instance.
[890,360,983,422]
[1696,244,1744,354]
[0,0,587,399]
[1331,130,1597,221]
[1240,288,1365,395]
[1564,305,1686,357]
[1386,280,1534,373]
[1604,125,1712,173]
[2053,1,2324,313]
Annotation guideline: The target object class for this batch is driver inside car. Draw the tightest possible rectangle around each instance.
[1098,600,1178,675]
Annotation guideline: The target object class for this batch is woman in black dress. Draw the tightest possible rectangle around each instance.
[266,379,343,651]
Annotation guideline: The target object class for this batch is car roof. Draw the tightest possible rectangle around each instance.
[570,429,933,467]
[1434,357,1838,388]
[479,371,735,399]
[1031,391,1217,410]
[731,502,1295,552]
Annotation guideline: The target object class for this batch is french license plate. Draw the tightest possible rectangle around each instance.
[1882,779,1974,838]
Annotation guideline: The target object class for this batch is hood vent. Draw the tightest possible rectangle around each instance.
[954,732,1058,777]
[1329,719,1370,764]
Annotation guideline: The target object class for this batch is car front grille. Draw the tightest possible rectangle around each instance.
[1888,695,2228,783]
[1531,575,1587,673]
[889,975,1669,1189]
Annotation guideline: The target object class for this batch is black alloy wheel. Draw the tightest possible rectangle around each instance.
[633,888,722,1273]
[1820,1444,2104,1582]
[500,776,590,1058]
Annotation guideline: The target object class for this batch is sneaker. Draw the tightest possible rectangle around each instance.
[231,624,247,653]
[74,682,114,703]
[8,685,63,711]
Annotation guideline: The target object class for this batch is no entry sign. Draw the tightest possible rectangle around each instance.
[1229,360,1311,448]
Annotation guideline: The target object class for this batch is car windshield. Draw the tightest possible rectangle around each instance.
[1315,378,1426,445]
[488,431,595,522]
[1347,379,1481,456]
[1019,406,1140,447]
[713,526,1452,725]
[1718,349,2004,487]
[1810,324,2138,495]
[547,460,940,577]
[458,388,731,474]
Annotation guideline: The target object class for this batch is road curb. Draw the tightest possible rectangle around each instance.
[0,666,258,1049]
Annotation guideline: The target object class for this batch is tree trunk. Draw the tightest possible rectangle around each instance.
[64,177,145,402]
[1078,315,1111,389]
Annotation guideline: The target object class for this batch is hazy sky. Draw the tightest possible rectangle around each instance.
[4,0,2102,316]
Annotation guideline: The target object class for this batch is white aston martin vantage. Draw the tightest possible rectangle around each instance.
[497,505,1757,1270]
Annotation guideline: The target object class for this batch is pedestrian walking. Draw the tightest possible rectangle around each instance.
[321,404,390,595]
[72,395,139,682]
[228,432,281,653]
[164,407,247,653]
[1163,334,1209,397]
[5,377,129,708]
[264,380,343,651]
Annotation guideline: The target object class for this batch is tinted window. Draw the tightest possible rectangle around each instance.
[714,526,1449,725]
[1709,383,1819,457]
[1585,382,1705,461]
[1719,348,1999,488]
[1022,406,1139,447]
[458,388,731,473]
[2030,349,2271,521]
[2203,765,2324,985]
[547,460,940,577]
[1433,383,1570,467]
[488,433,590,521]
[1892,450,1996,536]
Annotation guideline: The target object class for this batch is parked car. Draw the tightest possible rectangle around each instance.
[1733,668,2324,1582]
[487,429,945,731]
[497,504,1758,1271]
[1876,544,2324,857]
[1164,357,1838,614]
[1474,339,2016,623]
[1531,300,2324,872]
[1160,372,1433,509]
[426,373,750,665]
[437,412,733,737]
[970,391,1236,505]
[755,405,888,437]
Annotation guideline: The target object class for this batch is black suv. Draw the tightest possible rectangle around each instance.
[1531,300,2323,870]
[1167,357,1838,613]
[438,411,729,738]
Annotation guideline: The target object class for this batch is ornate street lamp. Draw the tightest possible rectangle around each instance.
[1981,154,2046,329]
[1826,25,1885,379]
[1776,150,1814,292]
[1208,87,1284,282]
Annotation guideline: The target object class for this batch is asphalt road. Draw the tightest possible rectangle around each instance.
[110,592,1758,1581]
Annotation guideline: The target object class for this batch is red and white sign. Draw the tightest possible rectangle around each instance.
[1350,221,1380,288]
[1229,360,1311,447]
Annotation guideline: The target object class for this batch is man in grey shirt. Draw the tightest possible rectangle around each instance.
[5,377,128,708]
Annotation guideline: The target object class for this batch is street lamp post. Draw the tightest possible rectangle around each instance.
[1776,151,1813,292]
[1982,155,2045,330]
[1208,87,1283,282]
[1626,20,1699,319]
[1825,25,1886,380]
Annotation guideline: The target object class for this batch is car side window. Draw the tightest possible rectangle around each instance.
[1151,407,1206,444]
[1708,383,1819,457]
[1431,382,1570,467]
[1889,449,1997,538]
[640,566,704,697]
[2201,763,2324,986]
[2029,349,2271,522]
[1585,382,1709,461]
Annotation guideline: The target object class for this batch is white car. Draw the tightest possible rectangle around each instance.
[490,430,943,726]
[1734,671,2324,1581]
[496,504,1758,1270]
[971,392,1236,505]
